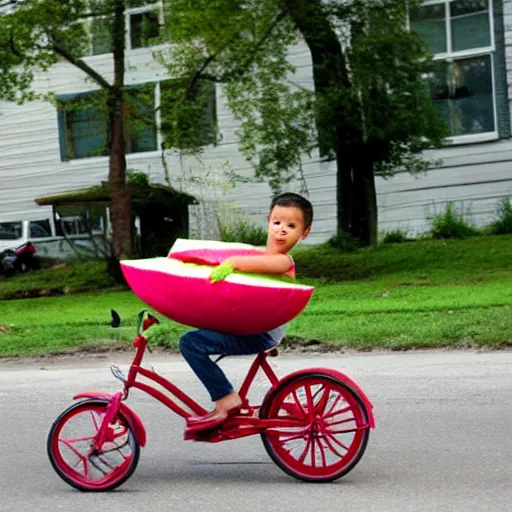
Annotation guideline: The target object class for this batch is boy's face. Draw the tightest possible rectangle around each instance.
[267,205,311,253]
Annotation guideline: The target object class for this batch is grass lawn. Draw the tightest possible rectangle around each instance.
[1,235,511,357]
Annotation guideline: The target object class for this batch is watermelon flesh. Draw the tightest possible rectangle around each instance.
[121,240,314,335]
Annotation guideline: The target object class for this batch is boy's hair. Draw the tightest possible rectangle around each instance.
[270,193,313,230]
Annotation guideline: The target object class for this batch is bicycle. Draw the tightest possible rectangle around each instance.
[47,311,375,491]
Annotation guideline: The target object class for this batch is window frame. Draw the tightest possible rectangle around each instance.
[89,0,163,56]
[56,85,159,162]
[125,1,163,51]
[410,0,498,145]
[56,80,217,163]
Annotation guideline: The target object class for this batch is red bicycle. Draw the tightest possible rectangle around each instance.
[47,311,375,491]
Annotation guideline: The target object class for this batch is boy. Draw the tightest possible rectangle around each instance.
[180,192,313,432]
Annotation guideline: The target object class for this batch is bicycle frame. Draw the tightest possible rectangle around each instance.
[134,334,281,418]
[74,312,375,448]
[76,317,305,445]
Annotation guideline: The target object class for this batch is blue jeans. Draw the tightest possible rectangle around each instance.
[179,329,277,402]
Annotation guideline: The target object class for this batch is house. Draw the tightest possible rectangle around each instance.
[0,0,511,249]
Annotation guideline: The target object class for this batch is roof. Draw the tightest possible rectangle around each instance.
[35,182,197,208]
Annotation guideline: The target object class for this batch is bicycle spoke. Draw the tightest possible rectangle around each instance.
[321,432,348,459]
[313,385,331,415]
[291,390,307,419]
[297,437,312,465]
[324,404,352,420]
[89,410,101,432]
[305,385,314,419]
[315,438,328,467]
[324,431,350,452]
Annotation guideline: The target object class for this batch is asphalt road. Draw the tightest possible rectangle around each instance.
[0,349,511,512]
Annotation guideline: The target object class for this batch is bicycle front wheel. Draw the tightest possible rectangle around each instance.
[47,399,140,491]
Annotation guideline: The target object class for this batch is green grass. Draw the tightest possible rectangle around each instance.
[1,235,512,357]
[292,234,512,284]
[0,260,119,300]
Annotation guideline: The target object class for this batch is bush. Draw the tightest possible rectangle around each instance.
[327,231,361,252]
[488,197,512,235]
[429,202,480,240]
[381,229,410,244]
[219,220,267,246]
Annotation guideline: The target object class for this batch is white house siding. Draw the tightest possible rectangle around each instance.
[1,20,512,247]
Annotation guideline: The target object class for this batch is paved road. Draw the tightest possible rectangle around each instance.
[0,350,511,512]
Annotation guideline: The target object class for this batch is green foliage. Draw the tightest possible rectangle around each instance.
[327,231,361,252]
[127,170,150,187]
[429,203,480,240]
[159,79,219,153]
[488,197,512,235]
[219,220,268,246]
[381,229,410,244]
[160,0,448,194]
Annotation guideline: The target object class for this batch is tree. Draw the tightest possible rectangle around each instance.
[160,0,448,245]
[0,0,141,261]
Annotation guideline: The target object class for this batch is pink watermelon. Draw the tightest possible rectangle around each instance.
[120,239,314,335]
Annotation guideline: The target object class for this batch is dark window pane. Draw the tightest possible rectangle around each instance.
[130,10,160,49]
[58,92,108,160]
[68,109,108,158]
[450,0,488,17]
[91,17,112,55]
[57,86,158,160]
[450,0,490,51]
[29,220,52,238]
[125,85,157,152]
[429,55,495,136]
[410,3,447,54]
[0,222,22,240]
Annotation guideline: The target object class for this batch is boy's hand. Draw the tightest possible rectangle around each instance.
[210,260,235,283]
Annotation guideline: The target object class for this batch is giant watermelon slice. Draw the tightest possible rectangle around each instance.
[120,239,314,335]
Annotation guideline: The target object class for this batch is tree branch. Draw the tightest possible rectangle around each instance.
[219,10,288,81]
[179,10,287,99]
[52,40,111,90]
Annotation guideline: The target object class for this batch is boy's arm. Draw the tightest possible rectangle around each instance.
[210,254,292,283]
[229,254,292,275]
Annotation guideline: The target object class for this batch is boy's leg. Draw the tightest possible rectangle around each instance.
[179,329,275,402]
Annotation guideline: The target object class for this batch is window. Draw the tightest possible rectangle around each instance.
[29,220,52,238]
[129,9,160,49]
[56,85,157,161]
[56,81,217,161]
[0,222,22,241]
[90,1,161,56]
[410,0,497,142]
[55,206,106,236]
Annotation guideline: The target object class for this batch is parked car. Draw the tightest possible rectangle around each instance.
[0,241,41,277]
[0,220,53,253]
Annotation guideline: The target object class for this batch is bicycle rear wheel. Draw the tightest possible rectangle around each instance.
[47,399,140,491]
[260,373,370,482]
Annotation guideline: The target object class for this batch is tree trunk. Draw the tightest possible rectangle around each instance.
[351,146,378,246]
[335,127,353,234]
[108,0,132,264]
[283,0,366,240]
